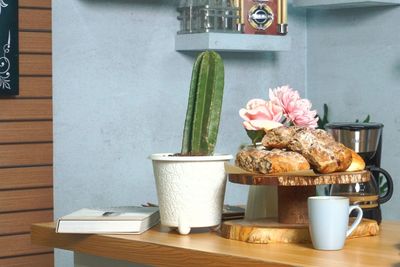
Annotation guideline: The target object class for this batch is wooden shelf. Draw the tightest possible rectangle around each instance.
[32,222,400,267]
[175,33,291,52]
[293,0,400,9]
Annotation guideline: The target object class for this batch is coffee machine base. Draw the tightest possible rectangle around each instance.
[351,206,381,225]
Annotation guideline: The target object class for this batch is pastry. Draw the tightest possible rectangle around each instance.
[236,147,310,174]
[346,149,366,172]
[260,126,299,149]
[262,127,352,174]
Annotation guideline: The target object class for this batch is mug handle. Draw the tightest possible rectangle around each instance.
[368,166,394,204]
[346,205,363,238]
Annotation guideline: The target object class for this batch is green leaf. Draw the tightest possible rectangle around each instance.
[363,115,371,123]
[379,175,388,196]
[355,115,371,123]
[246,130,265,146]
[317,103,329,129]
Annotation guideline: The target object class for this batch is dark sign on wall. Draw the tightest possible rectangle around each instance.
[0,0,18,96]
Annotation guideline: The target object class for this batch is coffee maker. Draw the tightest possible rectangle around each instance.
[326,123,394,224]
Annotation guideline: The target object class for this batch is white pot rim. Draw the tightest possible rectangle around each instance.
[150,153,233,162]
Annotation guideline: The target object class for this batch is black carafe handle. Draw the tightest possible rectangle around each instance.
[368,166,394,204]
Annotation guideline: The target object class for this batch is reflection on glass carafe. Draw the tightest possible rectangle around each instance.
[330,172,384,224]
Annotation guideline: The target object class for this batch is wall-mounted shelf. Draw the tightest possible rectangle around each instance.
[293,0,400,9]
[175,33,291,52]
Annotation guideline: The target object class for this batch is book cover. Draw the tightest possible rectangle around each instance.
[56,206,159,234]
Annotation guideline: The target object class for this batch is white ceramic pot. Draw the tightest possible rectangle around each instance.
[150,153,232,234]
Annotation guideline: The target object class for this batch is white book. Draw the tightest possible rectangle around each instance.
[56,206,160,234]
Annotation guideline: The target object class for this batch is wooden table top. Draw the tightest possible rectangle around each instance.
[31,221,400,267]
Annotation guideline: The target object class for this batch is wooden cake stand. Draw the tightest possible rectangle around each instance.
[221,167,379,243]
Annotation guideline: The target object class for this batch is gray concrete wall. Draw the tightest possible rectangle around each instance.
[53,2,400,266]
[307,6,400,220]
[53,1,307,265]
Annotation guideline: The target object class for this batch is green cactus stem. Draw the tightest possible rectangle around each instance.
[181,51,225,156]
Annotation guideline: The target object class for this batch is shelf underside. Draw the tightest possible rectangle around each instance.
[175,33,291,52]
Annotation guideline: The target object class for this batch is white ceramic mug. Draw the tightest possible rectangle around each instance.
[308,196,363,250]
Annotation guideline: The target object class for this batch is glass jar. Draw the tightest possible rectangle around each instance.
[177,0,241,34]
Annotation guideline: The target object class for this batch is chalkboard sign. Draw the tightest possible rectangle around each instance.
[0,0,18,96]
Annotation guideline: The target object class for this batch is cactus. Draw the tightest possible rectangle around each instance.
[181,51,224,156]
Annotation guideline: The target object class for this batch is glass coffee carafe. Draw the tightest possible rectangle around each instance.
[330,171,384,223]
[326,122,394,224]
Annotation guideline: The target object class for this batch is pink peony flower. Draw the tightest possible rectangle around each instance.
[239,99,283,130]
[239,85,319,147]
[269,85,318,129]
[269,85,301,115]
[287,99,319,128]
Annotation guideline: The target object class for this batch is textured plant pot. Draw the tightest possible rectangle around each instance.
[150,153,233,234]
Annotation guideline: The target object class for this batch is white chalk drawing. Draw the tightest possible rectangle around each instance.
[0,0,7,16]
[0,31,11,90]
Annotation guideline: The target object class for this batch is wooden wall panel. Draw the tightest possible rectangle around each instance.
[0,234,52,258]
[0,210,53,235]
[19,9,51,31]
[19,0,52,9]
[0,99,52,121]
[0,188,53,213]
[20,32,52,54]
[2,3,54,265]
[0,166,52,190]
[0,143,52,167]
[20,54,52,76]
[19,77,52,98]
[0,253,54,267]
[0,121,52,144]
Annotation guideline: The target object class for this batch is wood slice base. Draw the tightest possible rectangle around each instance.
[226,165,370,186]
[220,218,379,244]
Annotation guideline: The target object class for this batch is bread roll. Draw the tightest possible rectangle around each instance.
[262,127,352,174]
[236,147,310,174]
[261,126,299,149]
[346,150,366,172]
